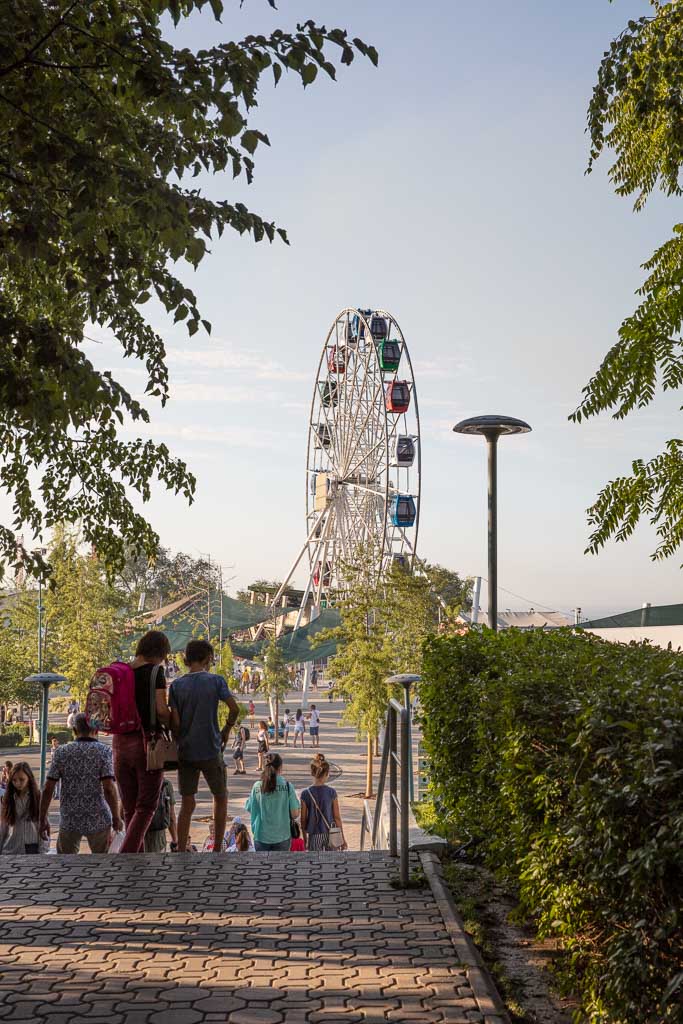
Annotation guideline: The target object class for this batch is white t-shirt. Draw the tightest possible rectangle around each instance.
[310,709,320,727]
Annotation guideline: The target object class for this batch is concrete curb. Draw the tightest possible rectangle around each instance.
[420,850,512,1024]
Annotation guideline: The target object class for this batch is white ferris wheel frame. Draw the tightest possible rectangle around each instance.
[256,308,421,640]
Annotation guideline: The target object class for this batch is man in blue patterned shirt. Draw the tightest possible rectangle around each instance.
[40,714,123,853]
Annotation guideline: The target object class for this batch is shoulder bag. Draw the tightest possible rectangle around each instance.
[304,787,345,850]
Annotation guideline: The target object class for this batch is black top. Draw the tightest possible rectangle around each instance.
[134,664,166,732]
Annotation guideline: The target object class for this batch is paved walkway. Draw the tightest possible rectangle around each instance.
[0,850,498,1024]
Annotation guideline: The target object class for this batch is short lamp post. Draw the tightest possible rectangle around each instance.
[453,415,532,631]
[25,672,67,787]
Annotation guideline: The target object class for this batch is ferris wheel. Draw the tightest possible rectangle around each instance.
[300,307,421,603]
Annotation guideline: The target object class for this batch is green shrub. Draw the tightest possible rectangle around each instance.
[0,732,23,748]
[420,628,683,1024]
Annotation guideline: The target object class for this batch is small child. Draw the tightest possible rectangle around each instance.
[290,820,305,852]
[227,817,254,852]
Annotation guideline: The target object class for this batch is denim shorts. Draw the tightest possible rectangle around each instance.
[254,838,291,852]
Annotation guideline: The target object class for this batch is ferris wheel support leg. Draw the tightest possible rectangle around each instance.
[301,604,321,710]
[252,508,329,641]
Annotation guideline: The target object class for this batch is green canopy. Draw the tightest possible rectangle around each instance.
[132,592,295,654]
[232,609,341,665]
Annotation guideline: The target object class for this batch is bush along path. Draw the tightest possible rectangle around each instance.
[419,628,683,1024]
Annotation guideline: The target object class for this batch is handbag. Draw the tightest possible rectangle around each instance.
[305,787,345,850]
[287,781,298,839]
[145,664,178,771]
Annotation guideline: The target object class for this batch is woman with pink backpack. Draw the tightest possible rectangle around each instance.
[87,630,171,853]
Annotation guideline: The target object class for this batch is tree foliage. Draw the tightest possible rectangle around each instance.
[574,2,683,561]
[420,628,683,1024]
[0,527,128,704]
[261,636,289,705]
[0,0,377,578]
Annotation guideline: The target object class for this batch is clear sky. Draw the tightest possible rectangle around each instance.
[24,0,683,618]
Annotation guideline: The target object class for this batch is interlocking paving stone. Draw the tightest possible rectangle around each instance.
[0,853,484,1024]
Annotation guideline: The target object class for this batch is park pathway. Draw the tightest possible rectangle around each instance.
[0,850,507,1024]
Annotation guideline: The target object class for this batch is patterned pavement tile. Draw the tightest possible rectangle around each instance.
[0,853,486,1024]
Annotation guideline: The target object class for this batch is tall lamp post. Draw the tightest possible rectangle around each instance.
[453,415,532,631]
[25,672,67,787]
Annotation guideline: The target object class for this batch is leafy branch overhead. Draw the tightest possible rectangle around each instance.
[0,0,377,577]
[573,2,683,561]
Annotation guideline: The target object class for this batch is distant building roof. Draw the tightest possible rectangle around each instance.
[457,609,573,630]
[581,603,683,629]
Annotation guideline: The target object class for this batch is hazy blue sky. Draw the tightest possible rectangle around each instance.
[30,1,683,617]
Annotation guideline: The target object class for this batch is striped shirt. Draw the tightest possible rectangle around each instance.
[0,794,48,854]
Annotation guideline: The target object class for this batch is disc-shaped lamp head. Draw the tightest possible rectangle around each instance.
[453,415,532,440]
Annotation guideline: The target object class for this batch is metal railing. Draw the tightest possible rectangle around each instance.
[360,674,420,887]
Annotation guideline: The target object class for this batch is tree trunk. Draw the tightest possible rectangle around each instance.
[373,733,380,757]
[365,732,374,799]
[274,694,279,745]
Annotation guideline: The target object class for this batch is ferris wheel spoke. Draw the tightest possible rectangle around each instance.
[340,319,375,474]
[341,375,386,478]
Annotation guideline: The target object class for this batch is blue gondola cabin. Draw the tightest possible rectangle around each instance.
[390,495,416,527]
[385,381,411,414]
[378,339,401,372]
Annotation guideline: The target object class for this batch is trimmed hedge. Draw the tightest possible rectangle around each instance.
[420,628,683,1024]
[0,732,23,748]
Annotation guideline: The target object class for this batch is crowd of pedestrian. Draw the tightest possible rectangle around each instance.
[0,631,346,856]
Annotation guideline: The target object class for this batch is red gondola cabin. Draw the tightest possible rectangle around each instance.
[327,346,346,373]
[385,381,411,414]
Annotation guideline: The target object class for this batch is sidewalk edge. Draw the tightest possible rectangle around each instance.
[420,850,512,1024]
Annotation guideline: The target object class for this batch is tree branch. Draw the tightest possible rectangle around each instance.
[0,0,87,79]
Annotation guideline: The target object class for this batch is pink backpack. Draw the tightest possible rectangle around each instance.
[85,662,141,734]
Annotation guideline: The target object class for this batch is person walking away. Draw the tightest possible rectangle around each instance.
[282,709,291,747]
[66,708,77,730]
[0,763,48,854]
[301,757,347,851]
[169,639,239,854]
[109,630,172,853]
[50,738,61,800]
[246,753,299,851]
[256,720,269,771]
[0,761,13,800]
[232,723,248,775]
[293,708,306,749]
[248,699,256,729]
[311,667,318,691]
[242,667,251,692]
[290,820,305,851]
[144,777,177,853]
[309,704,321,748]
[40,715,123,853]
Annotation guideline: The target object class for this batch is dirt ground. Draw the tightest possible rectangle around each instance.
[441,858,578,1024]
